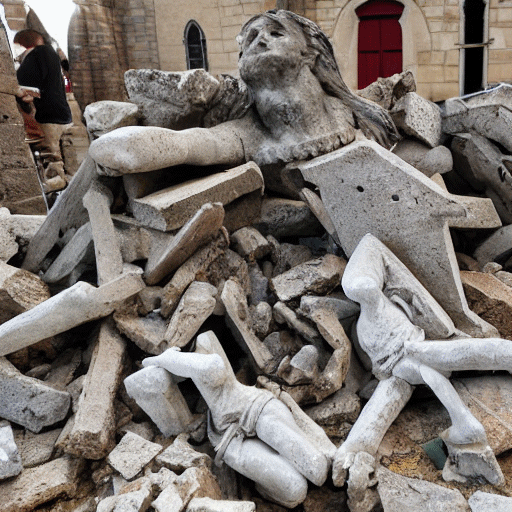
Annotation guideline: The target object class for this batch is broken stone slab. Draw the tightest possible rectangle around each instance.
[0,357,70,432]
[461,270,512,339]
[270,254,346,303]
[83,180,124,285]
[131,163,264,231]
[0,455,84,512]
[145,202,225,285]
[474,224,512,267]
[156,433,212,473]
[230,226,271,261]
[442,102,512,153]
[96,476,153,512]
[160,230,229,318]
[299,140,499,336]
[187,497,256,512]
[0,271,144,356]
[376,466,468,512]
[0,260,51,324]
[14,428,62,468]
[152,480,185,512]
[44,347,83,390]
[221,278,277,374]
[64,318,127,460]
[391,92,442,148]
[124,366,193,437]
[83,100,140,139]
[164,281,217,348]
[107,431,163,480]
[393,139,453,177]
[0,421,22,479]
[253,197,323,238]
[468,490,512,512]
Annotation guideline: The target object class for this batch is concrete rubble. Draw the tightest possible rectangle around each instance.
[3,35,512,512]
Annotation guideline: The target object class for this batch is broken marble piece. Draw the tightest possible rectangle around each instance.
[254,197,323,238]
[270,254,346,303]
[376,466,468,512]
[156,433,212,473]
[468,490,512,512]
[299,140,499,335]
[0,357,70,432]
[15,428,62,468]
[131,163,264,232]
[145,202,225,285]
[392,139,453,177]
[124,366,193,437]
[0,260,50,324]
[221,278,277,374]
[474,224,512,267]
[164,281,217,348]
[391,92,442,148]
[0,455,84,512]
[161,231,229,318]
[0,271,144,356]
[230,226,271,261]
[83,100,140,139]
[107,431,163,480]
[65,318,127,460]
[0,421,22,479]
[187,497,256,512]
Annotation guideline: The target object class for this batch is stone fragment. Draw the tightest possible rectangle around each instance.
[176,466,223,502]
[357,70,416,110]
[0,455,83,512]
[377,466,468,512]
[0,357,70,432]
[299,140,500,335]
[187,497,256,512]
[461,270,512,339]
[271,254,346,302]
[273,301,322,345]
[0,208,44,262]
[254,197,323,238]
[474,225,512,268]
[391,92,442,147]
[230,226,271,261]
[0,260,50,324]
[45,347,83,389]
[124,366,193,437]
[221,278,277,374]
[83,100,140,139]
[205,248,251,297]
[65,318,127,460]
[0,271,144,356]
[161,231,229,317]
[268,238,313,277]
[132,163,264,231]
[468,490,512,511]
[165,281,217,348]
[0,421,22,479]
[119,421,155,441]
[156,433,212,473]
[250,302,272,338]
[278,345,319,385]
[145,202,225,285]
[393,139,453,177]
[152,481,185,512]
[107,431,163,480]
[223,190,263,233]
[248,263,270,305]
[15,428,62,468]
[96,477,153,512]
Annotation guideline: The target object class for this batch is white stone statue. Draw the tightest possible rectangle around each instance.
[333,234,511,491]
[89,10,398,176]
[140,330,332,508]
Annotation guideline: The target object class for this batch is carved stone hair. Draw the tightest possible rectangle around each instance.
[238,10,399,148]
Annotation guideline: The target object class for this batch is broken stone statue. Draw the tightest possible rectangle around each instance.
[127,330,335,508]
[333,234,511,493]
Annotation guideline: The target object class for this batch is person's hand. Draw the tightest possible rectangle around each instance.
[16,86,40,103]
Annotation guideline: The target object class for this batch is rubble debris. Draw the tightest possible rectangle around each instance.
[156,433,212,473]
[0,421,22,479]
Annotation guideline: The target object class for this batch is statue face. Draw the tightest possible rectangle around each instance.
[238,16,309,83]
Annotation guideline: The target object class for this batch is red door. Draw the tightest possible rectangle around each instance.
[357,1,404,89]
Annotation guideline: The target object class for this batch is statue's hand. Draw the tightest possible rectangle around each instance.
[332,445,356,486]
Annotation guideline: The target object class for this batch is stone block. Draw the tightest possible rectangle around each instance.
[468,491,512,511]
[230,226,271,261]
[83,100,140,139]
[474,224,512,267]
[156,433,212,473]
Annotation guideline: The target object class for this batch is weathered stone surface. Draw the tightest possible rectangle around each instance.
[0,357,70,432]
[83,100,140,139]
[145,202,225,285]
[223,190,263,234]
[0,421,22,479]
[15,428,62,468]
[474,224,512,267]
[132,163,263,231]
[377,466,468,512]
[65,318,127,460]
[268,238,313,277]
[273,301,322,346]
[231,226,271,261]
[393,139,453,177]
[357,70,416,110]
[187,497,256,512]
[468,490,512,511]
[0,260,50,324]
[461,270,512,339]
[107,431,163,480]
[0,455,83,512]
[271,254,345,303]
[391,92,442,148]
[97,477,153,512]
[248,264,270,306]
[156,433,212,473]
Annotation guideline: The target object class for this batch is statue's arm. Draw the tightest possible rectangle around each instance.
[89,121,247,175]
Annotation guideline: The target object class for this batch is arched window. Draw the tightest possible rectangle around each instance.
[356,0,404,89]
[184,21,208,71]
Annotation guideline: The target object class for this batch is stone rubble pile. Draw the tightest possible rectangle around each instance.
[1,70,512,512]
